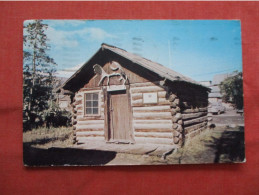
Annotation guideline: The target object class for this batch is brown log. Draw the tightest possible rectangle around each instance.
[134,123,173,130]
[158,91,167,98]
[135,128,173,133]
[77,134,104,138]
[172,113,182,123]
[131,102,143,107]
[177,120,183,125]
[133,112,172,119]
[182,109,196,113]
[173,136,180,144]
[133,105,171,113]
[79,88,102,92]
[76,124,104,130]
[176,125,183,132]
[77,112,83,115]
[181,101,191,108]
[173,98,180,105]
[76,106,83,111]
[171,109,177,116]
[184,122,207,134]
[183,116,208,126]
[76,131,104,136]
[134,137,173,145]
[77,120,104,125]
[74,100,82,105]
[158,98,170,105]
[173,130,181,137]
[182,112,207,120]
[131,93,143,101]
[134,132,173,139]
[130,81,158,88]
[134,119,172,124]
[130,86,165,93]
[172,123,179,129]
[75,128,104,132]
[169,94,177,102]
[175,113,182,119]
[77,116,104,121]
[131,99,143,105]
[75,94,82,99]
[132,101,171,107]
[175,106,181,112]
[170,102,177,108]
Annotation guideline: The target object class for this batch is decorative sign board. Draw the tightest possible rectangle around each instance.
[143,92,158,104]
[107,85,126,92]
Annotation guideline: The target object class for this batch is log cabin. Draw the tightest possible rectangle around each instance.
[58,43,210,147]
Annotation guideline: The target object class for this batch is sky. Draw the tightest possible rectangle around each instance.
[24,20,242,81]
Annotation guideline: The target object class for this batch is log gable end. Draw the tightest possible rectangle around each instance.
[84,58,160,89]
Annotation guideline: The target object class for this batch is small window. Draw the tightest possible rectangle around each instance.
[85,93,99,115]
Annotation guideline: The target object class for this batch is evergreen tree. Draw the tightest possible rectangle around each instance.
[23,20,57,130]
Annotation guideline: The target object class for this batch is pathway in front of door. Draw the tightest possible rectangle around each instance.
[75,141,178,162]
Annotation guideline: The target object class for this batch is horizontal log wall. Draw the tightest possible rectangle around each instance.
[73,88,105,144]
[166,82,210,145]
[130,82,174,145]
[175,87,208,143]
[71,81,208,146]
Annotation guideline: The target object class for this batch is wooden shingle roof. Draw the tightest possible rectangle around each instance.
[102,44,204,87]
[60,43,209,92]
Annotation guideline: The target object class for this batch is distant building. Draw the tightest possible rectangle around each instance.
[209,85,222,103]
[208,73,237,103]
[54,77,72,111]
[200,81,212,87]
[56,94,72,111]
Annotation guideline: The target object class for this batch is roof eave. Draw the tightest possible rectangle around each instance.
[60,47,103,91]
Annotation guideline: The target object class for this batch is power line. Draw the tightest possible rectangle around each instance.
[190,68,239,77]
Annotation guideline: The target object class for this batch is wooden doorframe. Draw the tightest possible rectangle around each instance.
[103,85,135,143]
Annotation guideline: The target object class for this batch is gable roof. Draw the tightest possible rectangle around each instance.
[60,43,209,92]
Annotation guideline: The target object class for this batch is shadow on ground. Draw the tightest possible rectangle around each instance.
[23,143,117,166]
[207,127,245,163]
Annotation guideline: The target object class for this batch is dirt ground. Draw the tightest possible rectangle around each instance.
[107,126,245,165]
[23,126,245,166]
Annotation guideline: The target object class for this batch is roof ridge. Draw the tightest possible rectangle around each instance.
[102,43,202,86]
[102,43,127,52]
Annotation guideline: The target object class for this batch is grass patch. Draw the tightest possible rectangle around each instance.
[165,126,245,164]
[23,127,73,149]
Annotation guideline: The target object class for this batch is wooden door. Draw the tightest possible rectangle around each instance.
[108,90,132,143]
